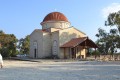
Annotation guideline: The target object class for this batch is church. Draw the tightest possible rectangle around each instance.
[29,12,98,59]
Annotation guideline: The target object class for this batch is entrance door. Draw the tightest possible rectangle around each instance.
[71,48,76,59]
[33,41,37,58]
[34,48,37,58]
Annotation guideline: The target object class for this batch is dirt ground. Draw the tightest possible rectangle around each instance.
[0,60,120,80]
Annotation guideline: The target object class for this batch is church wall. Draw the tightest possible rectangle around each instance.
[42,21,70,29]
[42,33,52,58]
[59,48,64,58]
[59,27,86,46]
[75,46,86,59]
[75,47,80,59]
[50,28,61,32]
[80,49,86,58]
[59,48,71,59]
[29,30,44,58]
[60,47,86,59]
[30,11,90,59]
[59,27,86,58]
[51,31,60,58]
[65,48,70,58]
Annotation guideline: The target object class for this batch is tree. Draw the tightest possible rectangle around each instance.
[105,10,120,32]
[0,30,4,34]
[105,10,120,50]
[96,28,108,54]
[0,31,18,57]
[18,35,30,54]
[96,28,118,55]
[96,10,120,55]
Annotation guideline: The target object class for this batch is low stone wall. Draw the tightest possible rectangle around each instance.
[87,55,120,61]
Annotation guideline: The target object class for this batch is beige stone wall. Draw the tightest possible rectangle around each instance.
[42,33,52,58]
[30,30,44,58]
[59,48,64,58]
[51,31,59,57]
[41,21,70,29]
[30,27,87,59]
[59,27,86,58]
[65,48,70,58]
[76,47,81,58]
[75,46,86,59]
[80,49,86,58]
[59,27,86,46]
[60,48,86,59]
[87,55,120,61]
[59,48,70,59]
[50,28,61,32]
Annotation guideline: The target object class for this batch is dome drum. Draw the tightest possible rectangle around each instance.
[42,21,70,29]
[41,12,70,29]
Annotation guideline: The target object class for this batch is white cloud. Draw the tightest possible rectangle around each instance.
[102,3,120,18]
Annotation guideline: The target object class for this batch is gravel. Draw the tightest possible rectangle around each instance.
[0,60,120,80]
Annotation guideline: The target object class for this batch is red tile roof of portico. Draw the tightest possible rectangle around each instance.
[60,37,98,48]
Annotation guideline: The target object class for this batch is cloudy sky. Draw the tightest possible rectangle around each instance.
[0,0,120,41]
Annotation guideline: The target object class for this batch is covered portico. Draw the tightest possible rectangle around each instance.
[60,37,98,59]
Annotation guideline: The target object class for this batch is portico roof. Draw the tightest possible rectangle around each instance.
[60,37,98,48]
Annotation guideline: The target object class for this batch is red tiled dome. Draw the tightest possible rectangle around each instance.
[42,12,68,22]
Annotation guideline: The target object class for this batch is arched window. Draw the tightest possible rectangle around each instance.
[33,41,37,58]
[52,40,57,56]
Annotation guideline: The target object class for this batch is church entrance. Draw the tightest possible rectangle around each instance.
[34,49,37,58]
[33,41,38,58]
[71,48,76,59]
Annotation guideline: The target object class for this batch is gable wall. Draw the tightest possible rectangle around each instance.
[29,30,43,58]
[59,27,86,58]
[59,27,86,46]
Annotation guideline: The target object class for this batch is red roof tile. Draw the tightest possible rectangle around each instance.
[61,37,87,48]
[42,12,69,22]
[61,37,98,48]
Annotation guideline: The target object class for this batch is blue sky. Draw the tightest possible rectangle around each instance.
[0,0,120,41]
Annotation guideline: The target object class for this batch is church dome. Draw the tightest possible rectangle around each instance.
[41,12,70,29]
[42,12,69,22]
